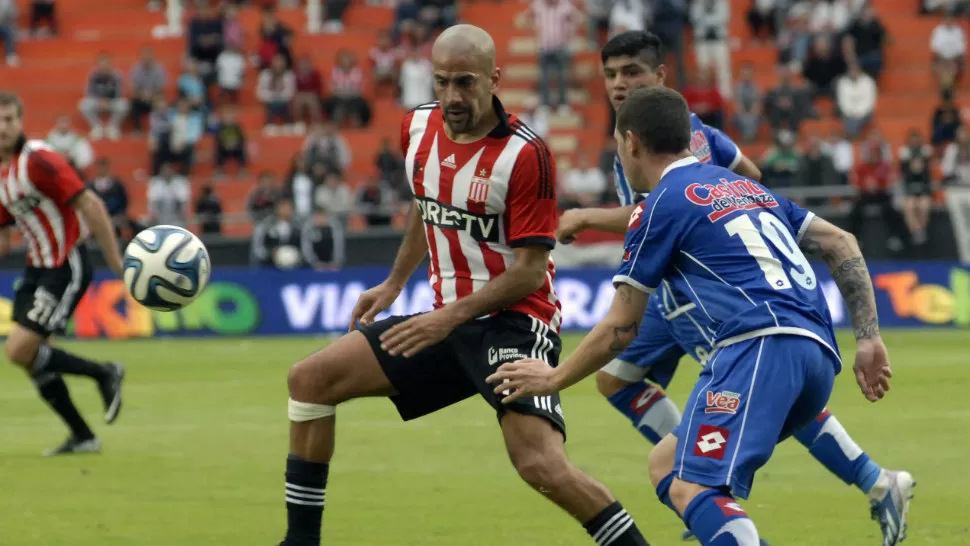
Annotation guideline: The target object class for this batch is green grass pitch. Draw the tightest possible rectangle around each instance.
[0,330,966,545]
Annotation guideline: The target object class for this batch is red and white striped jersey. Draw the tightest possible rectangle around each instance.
[401,98,562,330]
[0,139,86,268]
[529,0,581,52]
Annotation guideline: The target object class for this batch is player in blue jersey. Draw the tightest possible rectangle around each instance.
[488,87,899,545]
[557,31,913,545]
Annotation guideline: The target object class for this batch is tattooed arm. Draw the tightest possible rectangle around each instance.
[798,216,878,339]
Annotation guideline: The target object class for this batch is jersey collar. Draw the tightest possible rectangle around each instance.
[660,155,699,180]
[486,96,512,139]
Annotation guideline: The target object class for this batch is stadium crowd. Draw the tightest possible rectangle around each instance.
[0,0,966,268]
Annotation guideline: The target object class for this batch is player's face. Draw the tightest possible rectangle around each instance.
[603,55,665,112]
[0,104,23,152]
[614,127,653,193]
[433,56,499,135]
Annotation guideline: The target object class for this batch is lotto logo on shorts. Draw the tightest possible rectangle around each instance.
[705,391,741,415]
[713,496,747,517]
[694,424,730,460]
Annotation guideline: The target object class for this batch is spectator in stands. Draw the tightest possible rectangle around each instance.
[178,58,207,112]
[129,47,168,135]
[747,0,779,44]
[187,1,224,86]
[252,199,302,268]
[30,0,56,36]
[807,0,851,36]
[608,0,648,37]
[802,35,847,99]
[586,0,611,47]
[836,62,876,139]
[691,0,732,98]
[213,104,247,177]
[401,21,434,59]
[168,98,204,173]
[733,62,762,143]
[399,46,434,110]
[47,115,94,174]
[375,137,405,189]
[88,158,129,231]
[356,176,396,227]
[931,89,963,147]
[216,42,246,104]
[148,95,172,175]
[942,126,970,184]
[765,66,813,132]
[292,56,324,132]
[683,68,725,129]
[315,171,354,222]
[325,50,370,127]
[761,129,801,188]
[301,209,346,271]
[899,130,935,245]
[371,31,402,96]
[419,0,459,31]
[148,162,191,227]
[859,127,893,164]
[822,129,854,185]
[778,3,812,65]
[257,53,296,135]
[321,0,351,34]
[394,0,421,37]
[561,153,607,209]
[652,1,688,89]
[519,0,583,115]
[258,6,294,69]
[795,135,839,196]
[248,171,281,223]
[195,181,223,235]
[848,145,905,250]
[287,154,315,221]
[843,5,886,81]
[221,3,244,52]
[931,9,966,90]
[0,0,16,66]
[79,53,129,141]
[304,121,351,175]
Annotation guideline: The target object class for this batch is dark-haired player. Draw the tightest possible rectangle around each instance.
[0,92,126,456]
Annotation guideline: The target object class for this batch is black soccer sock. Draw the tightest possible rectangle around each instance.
[584,501,651,546]
[284,455,329,546]
[34,344,109,381]
[33,373,95,440]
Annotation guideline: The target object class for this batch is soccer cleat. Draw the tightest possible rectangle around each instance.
[99,362,125,424]
[43,436,101,456]
[870,470,916,546]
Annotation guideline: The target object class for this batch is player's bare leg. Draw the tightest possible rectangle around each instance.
[282,331,396,546]
[6,324,123,455]
[502,411,652,546]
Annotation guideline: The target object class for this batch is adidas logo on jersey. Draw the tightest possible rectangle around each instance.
[440,154,457,169]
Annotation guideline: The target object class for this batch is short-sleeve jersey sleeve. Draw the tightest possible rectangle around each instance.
[774,192,816,243]
[705,125,743,171]
[506,141,557,250]
[612,187,683,293]
[27,148,86,207]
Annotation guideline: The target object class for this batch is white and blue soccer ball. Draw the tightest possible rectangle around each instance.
[122,225,211,312]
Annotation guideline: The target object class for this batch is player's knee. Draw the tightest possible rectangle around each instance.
[595,370,629,398]
[4,336,37,368]
[511,448,572,493]
[287,357,343,406]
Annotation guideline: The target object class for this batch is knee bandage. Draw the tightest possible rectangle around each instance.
[288,398,336,422]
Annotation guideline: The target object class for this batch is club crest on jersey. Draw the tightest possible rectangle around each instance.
[689,130,712,163]
[685,178,778,222]
[705,391,741,414]
[468,169,490,203]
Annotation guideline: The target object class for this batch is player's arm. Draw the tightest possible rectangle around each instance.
[73,190,123,276]
[558,204,637,240]
[733,154,762,181]
[443,245,550,324]
[708,124,762,181]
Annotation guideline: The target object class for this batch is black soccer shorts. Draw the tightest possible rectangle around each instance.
[359,310,566,436]
[13,244,93,337]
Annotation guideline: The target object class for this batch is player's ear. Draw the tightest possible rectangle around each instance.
[625,130,641,158]
[655,64,667,86]
[490,67,501,93]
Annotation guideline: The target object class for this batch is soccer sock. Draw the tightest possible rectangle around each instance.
[583,501,650,546]
[793,409,883,494]
[683,489,759,546]
[33,372,95,440]
[284,455,329,546]
[33,345,110,382]
[606,381,681,445]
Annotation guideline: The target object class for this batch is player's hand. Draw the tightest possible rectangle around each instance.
[486,358,559,404]
[555,209,588,245]
[349,281,401,332]
[853,336,893,402]
[378,309,459,357]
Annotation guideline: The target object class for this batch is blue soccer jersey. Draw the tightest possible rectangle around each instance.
[613,113,742,206]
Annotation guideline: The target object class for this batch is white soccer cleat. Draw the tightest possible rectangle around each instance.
[43,436,102,457]
[870,470,916,546]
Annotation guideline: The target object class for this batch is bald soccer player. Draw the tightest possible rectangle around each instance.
[277,25,654,546]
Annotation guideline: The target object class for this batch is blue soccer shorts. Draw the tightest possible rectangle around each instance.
[672,334,838,499]
[599,295,684,388]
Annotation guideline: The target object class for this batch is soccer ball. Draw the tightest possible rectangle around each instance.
[122,225,211,311]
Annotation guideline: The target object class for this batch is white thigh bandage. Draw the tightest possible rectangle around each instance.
[288,398,336,422]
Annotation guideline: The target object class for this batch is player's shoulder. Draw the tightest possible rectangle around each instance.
[21,140,67,172]
[507,116,552,160]
[401,101,441,127]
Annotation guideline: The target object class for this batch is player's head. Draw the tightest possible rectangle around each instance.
[0,92,24,154]
[614,87,691,192]
[601,31,666,112]
[431,24,499,135]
